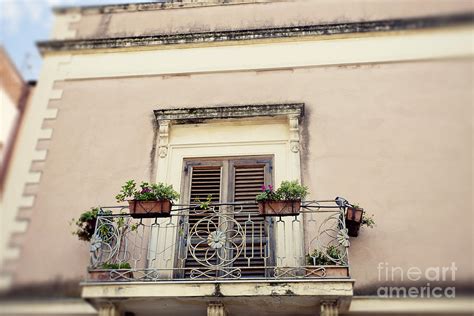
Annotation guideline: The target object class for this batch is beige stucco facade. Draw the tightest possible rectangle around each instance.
[0,1,473,315]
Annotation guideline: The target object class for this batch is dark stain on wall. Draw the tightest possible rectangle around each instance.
[95,13,112,37]
[299,105,311,183]
[149,113,158,182]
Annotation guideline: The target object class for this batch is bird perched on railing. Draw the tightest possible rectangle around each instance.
[335,197,348,208]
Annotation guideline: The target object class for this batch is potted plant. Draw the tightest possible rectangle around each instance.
[116,180,180,218]
[305,245,349,277]
[88,262,133,281]
[345,204,376,237]
[256,180,308,216]
[71,207,111,242]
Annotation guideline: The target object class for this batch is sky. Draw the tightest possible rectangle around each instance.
[0,0,149,81]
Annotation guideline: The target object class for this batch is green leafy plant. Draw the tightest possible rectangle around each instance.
[72,208,140,243]
[361,213,376,228]
[115,180,180,202]
[349,202,376,229]
[195,194,213,210]
[71,207,111,242]
[256,180,308,202]
[306,245,342,266]
[116,212,139,232]
[100,262,131,269]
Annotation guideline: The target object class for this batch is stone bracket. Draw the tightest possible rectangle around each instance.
[158,119,170,158]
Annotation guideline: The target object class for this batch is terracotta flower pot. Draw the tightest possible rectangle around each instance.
[258,200,301,216]
[345,206,363,237]
[128,200,172,218]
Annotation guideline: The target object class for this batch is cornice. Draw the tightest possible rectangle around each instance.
[154,103,304,124]
[37,13,474,54]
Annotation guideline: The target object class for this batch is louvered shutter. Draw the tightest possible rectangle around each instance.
[183,165,222,277]
[180,157,273,279]
[231,162,272,278]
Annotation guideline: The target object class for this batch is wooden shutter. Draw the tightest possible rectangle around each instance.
[231,161,272,277]
[183,165,222,277]
[180,157,273,279]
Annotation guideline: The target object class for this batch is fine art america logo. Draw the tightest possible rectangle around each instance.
[377,262,457,298]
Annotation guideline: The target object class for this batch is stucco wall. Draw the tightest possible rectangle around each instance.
[12,58,473,293]
[52,0,474,40]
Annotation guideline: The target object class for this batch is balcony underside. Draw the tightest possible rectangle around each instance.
[82,279,354,315]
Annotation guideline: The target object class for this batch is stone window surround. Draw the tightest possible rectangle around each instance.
[151,103,305,271]
[154,103,304,159]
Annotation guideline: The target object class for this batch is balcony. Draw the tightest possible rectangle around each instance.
[81,200,354,315]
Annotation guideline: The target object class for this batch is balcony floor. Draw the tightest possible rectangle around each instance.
[82,279,354,315]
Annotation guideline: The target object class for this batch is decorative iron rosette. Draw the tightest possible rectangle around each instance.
[188,213,244,268]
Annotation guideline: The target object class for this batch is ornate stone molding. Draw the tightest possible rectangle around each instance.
[288,114,300,153]
[158,120,170,158]
[154,103,303,124]
[154,104,304,159]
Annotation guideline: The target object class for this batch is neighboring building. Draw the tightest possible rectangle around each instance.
[0,1,473,315]
[0,46,34,284]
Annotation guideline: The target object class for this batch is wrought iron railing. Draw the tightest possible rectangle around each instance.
[86,200,351,282]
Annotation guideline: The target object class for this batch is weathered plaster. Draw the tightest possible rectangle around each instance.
[50,0,474,42]
[154,103,304,123]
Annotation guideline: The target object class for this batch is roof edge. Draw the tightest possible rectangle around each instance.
[53,1,269,15]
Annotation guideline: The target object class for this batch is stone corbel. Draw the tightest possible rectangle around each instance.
[97,304,120,316]
[158,119,170,158]
[320,300,339,316]
[207,302,227,316]
[288,114,300,153]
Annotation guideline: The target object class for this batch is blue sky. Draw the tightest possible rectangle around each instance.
[0,0,147,81]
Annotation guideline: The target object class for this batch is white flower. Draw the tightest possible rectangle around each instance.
[337,229,350,247]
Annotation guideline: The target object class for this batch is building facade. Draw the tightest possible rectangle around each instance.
[0,47,34,283]
[0,1,473,315]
